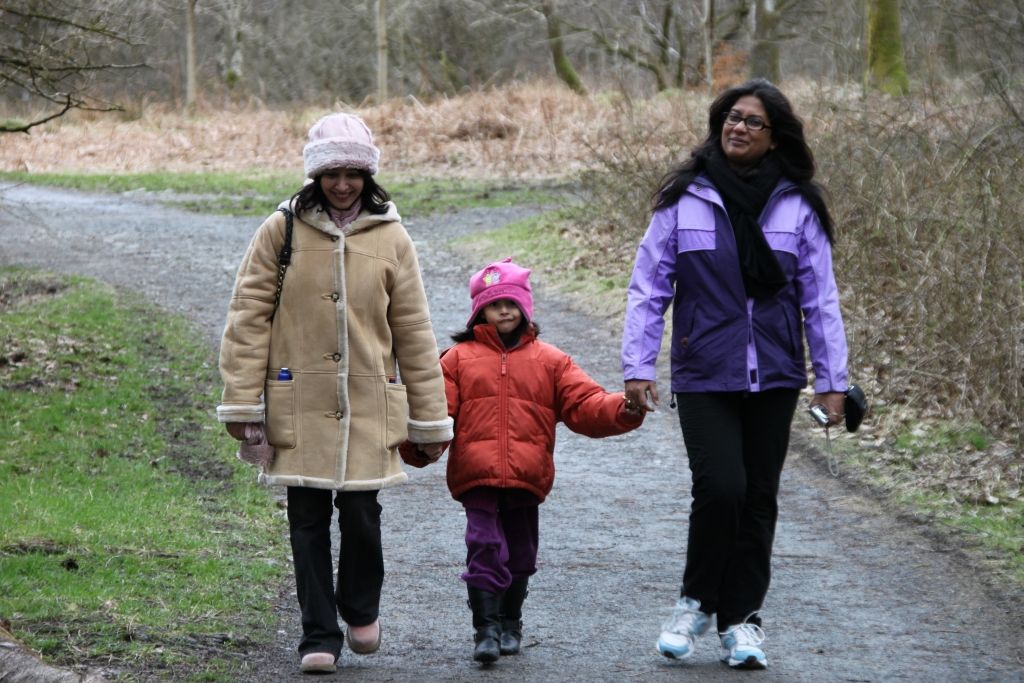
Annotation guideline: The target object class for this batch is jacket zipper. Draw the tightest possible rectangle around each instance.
[500,352,508,483]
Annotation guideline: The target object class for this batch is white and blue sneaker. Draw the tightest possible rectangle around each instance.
[656,596,710,659]
[719,622,767,669]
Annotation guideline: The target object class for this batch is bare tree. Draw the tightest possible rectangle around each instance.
[184,0,197,111]
[376,0,388,101]
[216,0,245,96]
[865,0,909,95]
[702,0,715,87]
[0,0,143,133]
[540,0,585,93]
[577,1,699,91]
[749,0,800,83]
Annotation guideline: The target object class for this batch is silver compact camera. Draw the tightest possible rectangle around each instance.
[808,403,830,427]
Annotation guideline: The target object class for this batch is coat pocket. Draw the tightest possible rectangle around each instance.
[763,225,799,256]
[265,379,297,448]
[677,225,717,253]
[676,196,717,253]
[384,382,409,450]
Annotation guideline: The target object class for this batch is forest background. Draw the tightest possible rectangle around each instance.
[0,0,1021,677]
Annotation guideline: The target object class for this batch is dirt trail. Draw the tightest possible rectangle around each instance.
[1,183,1021,682]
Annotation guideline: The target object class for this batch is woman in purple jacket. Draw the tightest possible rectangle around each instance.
[622,79,848,670]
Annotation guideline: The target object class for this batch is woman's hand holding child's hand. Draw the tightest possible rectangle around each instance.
[398,440,449,468]
[420,442,446,460]
[624,379,659,414]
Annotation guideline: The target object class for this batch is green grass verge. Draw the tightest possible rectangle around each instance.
[835,424,1024,585]
[0,170,561,218]
[0,267,285,681]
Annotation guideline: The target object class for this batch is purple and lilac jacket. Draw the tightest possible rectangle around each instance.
[622,176,848,394]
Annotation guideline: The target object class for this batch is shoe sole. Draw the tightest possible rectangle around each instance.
[347,624,381,654]
[299,660,337,674]
[724,655,767,670]
[348,637,381,655]
[657,641,694,660]
[299,665,337,674]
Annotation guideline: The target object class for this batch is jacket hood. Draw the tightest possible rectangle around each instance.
[277,199,402,238]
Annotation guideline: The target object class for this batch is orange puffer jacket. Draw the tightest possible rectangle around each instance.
[441,324,643,502]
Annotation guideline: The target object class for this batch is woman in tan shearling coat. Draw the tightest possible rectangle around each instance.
[218,113,452,675]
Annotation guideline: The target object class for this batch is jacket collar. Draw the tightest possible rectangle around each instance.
[472,324,537,352]
[689,174,795,211]
[278,199,402,238]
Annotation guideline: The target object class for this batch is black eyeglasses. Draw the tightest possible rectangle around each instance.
[723,111,771,131]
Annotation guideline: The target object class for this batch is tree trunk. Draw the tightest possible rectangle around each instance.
[749,0,781,82]
[377,0,388,102]
[220,0,244,97]
[185,0,198,112]
[866,0,910,96]
[540,0,586,94]
[702,0,715,88]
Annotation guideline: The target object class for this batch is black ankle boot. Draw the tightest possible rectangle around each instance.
[467,586,501,663]
[499,578,529,655]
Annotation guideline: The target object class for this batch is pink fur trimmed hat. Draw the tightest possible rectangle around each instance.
[467,257,533,326]
[303,113,380,178]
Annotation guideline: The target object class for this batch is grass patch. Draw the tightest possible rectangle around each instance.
[823,419,1023,586]
[0,170,561,219]
[0,266,285,680]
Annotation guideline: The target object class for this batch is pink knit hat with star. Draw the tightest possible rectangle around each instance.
[303,113,380,178]
[467,257,533,326]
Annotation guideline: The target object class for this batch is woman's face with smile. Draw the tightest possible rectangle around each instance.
[320,168,364,210]
[720,95,775,168]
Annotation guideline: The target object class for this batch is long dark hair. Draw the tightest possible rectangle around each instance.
[653,78,834,243]
[291,170,391,216]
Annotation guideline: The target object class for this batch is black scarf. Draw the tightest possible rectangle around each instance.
[700,147,787,299]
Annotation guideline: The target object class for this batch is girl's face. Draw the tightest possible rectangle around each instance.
[320,168,364,210]
[482,299,522,335]
[720,95,775,168]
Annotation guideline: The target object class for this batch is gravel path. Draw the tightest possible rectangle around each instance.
[1,183,1021,682]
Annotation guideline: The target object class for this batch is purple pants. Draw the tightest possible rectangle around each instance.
[460,487,540,594]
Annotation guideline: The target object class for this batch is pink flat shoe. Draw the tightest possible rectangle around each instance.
[299,652,336,674]
[347,619,381,654]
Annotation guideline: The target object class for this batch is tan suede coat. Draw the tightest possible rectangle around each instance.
[217,200,453,490]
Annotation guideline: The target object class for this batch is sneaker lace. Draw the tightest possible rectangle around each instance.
[663,601,704,635]
[727,622,765,648]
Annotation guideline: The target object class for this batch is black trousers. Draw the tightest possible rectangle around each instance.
[675,389,798,631]
[287,486,383,657]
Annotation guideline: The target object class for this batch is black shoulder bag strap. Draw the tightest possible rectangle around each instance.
[271,207,294,320]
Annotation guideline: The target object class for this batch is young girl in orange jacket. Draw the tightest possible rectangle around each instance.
[404,257,644,664]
